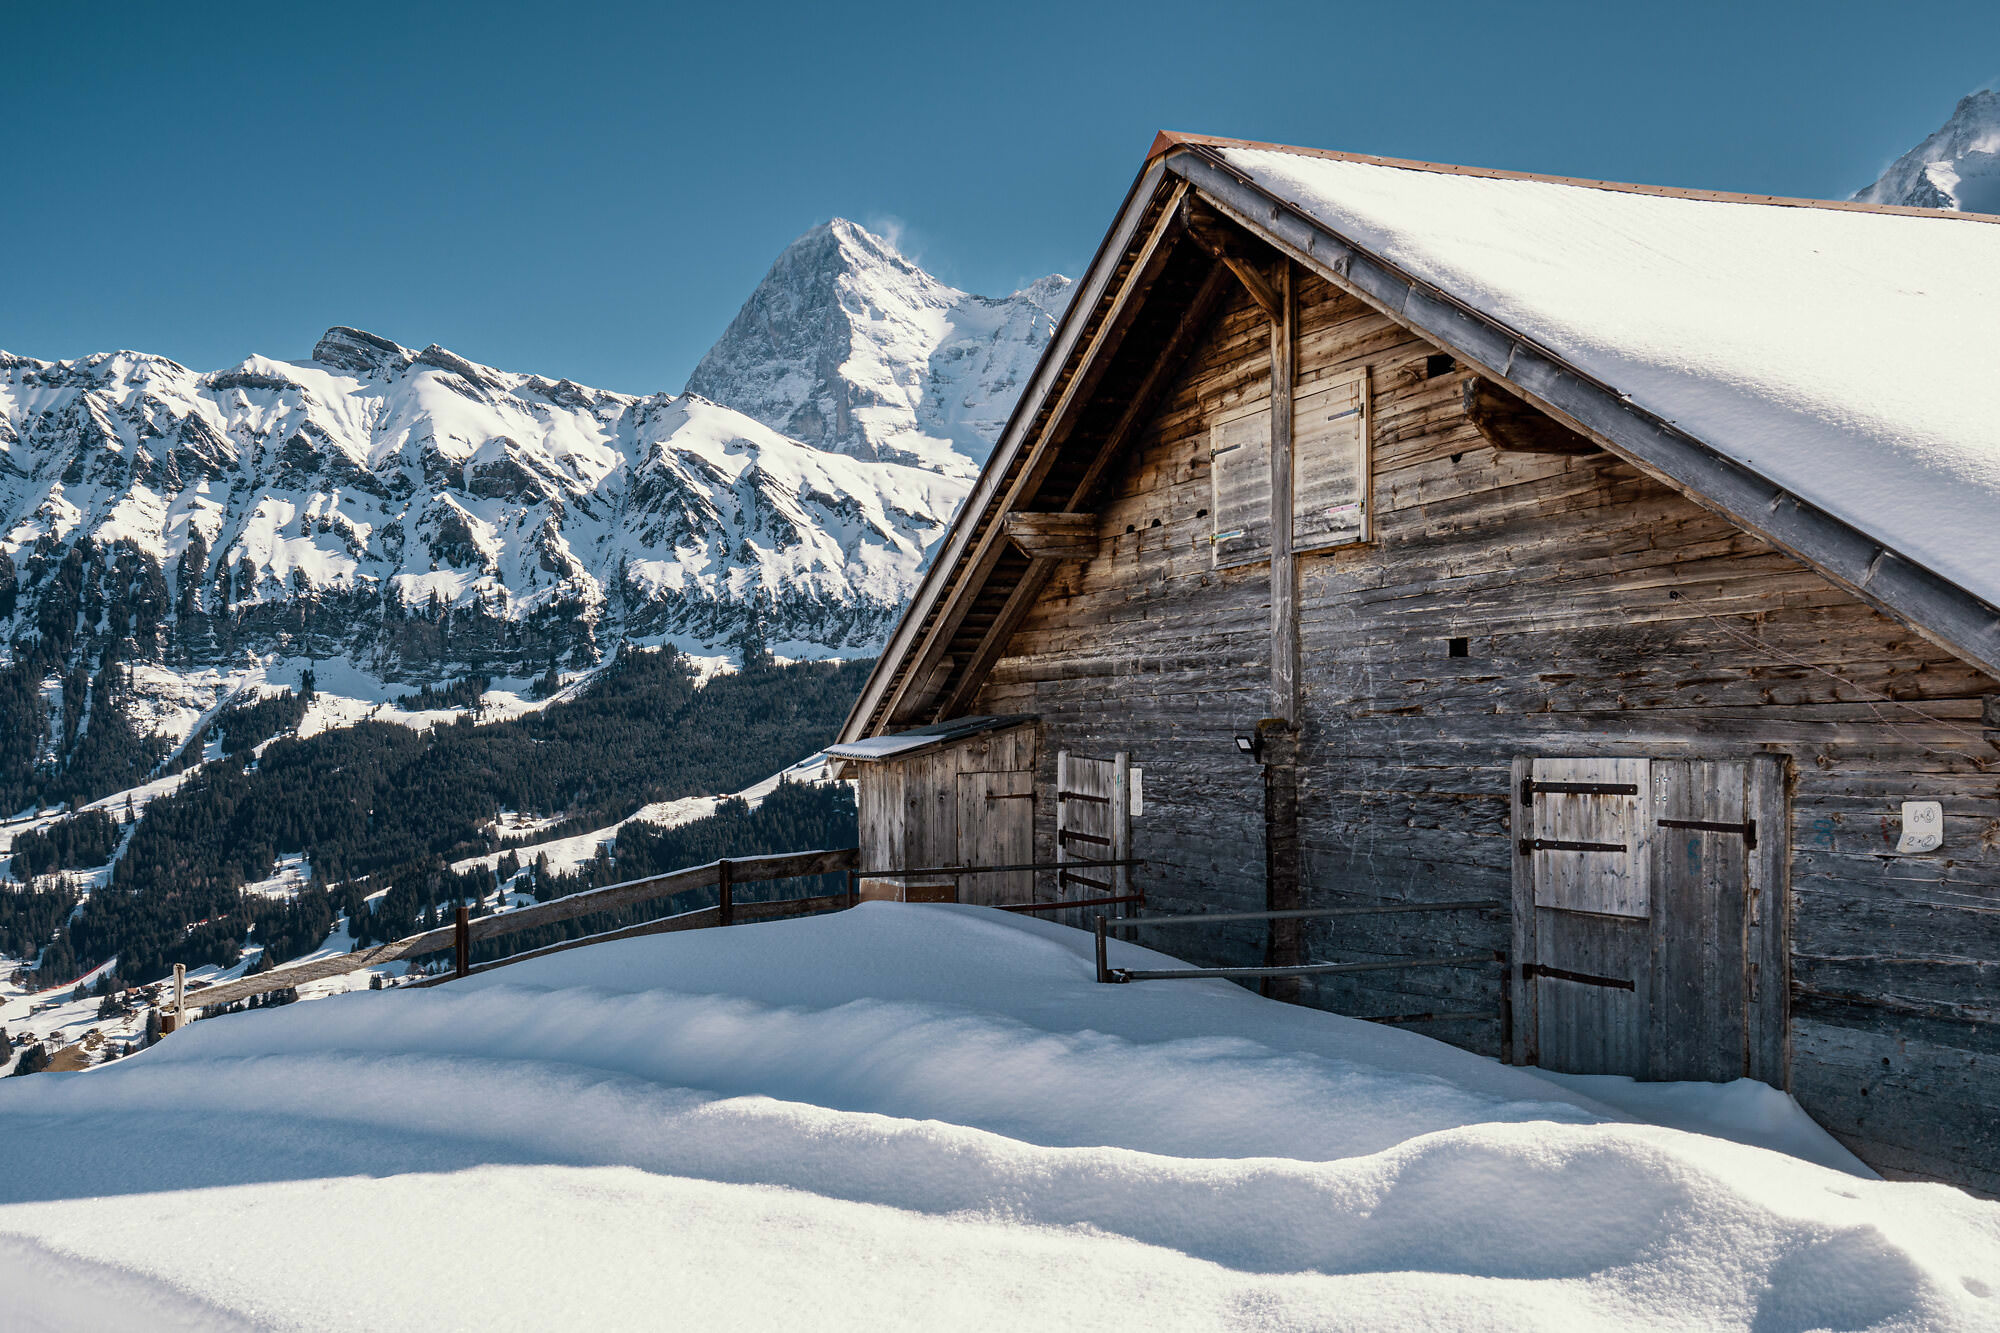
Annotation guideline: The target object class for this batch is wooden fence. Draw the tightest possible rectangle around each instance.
[173,847,861,1020]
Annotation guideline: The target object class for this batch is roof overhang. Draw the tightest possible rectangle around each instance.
[824,714,1036,762]
[840,138,2000,742]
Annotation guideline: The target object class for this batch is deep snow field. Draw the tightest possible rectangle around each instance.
[1,905,1996,1331]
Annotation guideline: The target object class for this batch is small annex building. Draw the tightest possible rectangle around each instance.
[833,133,2000,1192]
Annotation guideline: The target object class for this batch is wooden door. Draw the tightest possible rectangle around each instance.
[956,770,1034,906]
[1512,755,1788,1085]
[1647,757,1788,1084]
[1055,751,1131,924]
[1514,757,1654,1076]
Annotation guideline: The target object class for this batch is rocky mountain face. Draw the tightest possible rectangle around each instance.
[1856,87,2000,212]
[685,219,1071,478]
[0,329,972,689]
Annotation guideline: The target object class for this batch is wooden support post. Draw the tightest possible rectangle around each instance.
[1269,260,1298,726]
[1095,915,1110,984]
[1262,260,1305,1003]
[1259,720,1303,1002]
[454,905,470,979]
[718,859,734,927]
[845,867,858,910]
[161,962,186,1034]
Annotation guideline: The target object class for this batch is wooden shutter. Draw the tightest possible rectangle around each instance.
[1209,406,1270,568]
[1292,369,1370,549]
[1527,757,1651,917]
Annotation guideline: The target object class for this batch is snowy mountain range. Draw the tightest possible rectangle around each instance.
[0,221,1066,703]
[1856,86,2000,212]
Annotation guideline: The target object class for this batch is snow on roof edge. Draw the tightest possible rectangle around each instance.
[1194,141,2000,657]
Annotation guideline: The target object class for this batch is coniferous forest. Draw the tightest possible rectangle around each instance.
[2,648,870,986]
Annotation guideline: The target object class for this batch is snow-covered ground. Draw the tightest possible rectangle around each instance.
[2,905,1994,1331]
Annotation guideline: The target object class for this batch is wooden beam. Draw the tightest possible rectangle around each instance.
[935,556,1063,720]
[1463,378,1599,454]
[1179,200,1281,319]
[1223,257,1280,320]
[1003,511,1099,561]
[1066,262,1233,510]
[1269,259,1298,726]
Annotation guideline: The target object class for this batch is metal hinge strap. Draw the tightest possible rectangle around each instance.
[1520,779,1639,805]
[1657,818,1758,850]
[1522,963,1635,992]
[1517,838,1626,855]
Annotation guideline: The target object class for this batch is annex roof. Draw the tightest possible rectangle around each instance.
[824,715,1036,761]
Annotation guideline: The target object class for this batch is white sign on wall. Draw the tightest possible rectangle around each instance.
[1895,800,1943,855]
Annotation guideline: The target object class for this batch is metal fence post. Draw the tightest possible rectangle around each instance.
[454,905,470,978]
[718,859,734,927]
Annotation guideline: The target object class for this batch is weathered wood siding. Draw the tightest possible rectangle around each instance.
[854,724,1038,904]
[972,268,2000,1192]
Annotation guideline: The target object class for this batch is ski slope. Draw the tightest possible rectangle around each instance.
[1,906,1996,1330]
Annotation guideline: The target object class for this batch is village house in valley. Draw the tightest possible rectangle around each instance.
[829,133,2000,1192]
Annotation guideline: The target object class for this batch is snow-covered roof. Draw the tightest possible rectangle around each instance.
[840,136,2000,743]
[824,714,1035,760]
[1201,140,2000,623]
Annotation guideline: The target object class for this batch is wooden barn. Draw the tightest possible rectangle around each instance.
[829,134,2000,1193]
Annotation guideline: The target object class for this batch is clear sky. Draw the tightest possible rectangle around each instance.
[3,1,1992,396]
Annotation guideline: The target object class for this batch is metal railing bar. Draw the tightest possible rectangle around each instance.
[1107,952,1504,983]
[1117,900,1498,929]
[996,893,1146,914]
[862,859,1143,878]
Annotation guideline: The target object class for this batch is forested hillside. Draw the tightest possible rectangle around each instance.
[3,649,870,984]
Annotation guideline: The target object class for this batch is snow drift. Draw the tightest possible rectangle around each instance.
[1,906,1995,1330]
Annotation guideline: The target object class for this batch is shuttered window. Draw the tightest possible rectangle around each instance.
[1209,368,1372,568]
[1293,369,1371,550]
[1209,405,1270,568]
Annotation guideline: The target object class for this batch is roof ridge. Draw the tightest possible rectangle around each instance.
[1145,130,2000,226]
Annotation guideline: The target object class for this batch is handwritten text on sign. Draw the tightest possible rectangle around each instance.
[1895,800,1943,854]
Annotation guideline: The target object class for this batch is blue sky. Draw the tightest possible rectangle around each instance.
[3,1,1991,395]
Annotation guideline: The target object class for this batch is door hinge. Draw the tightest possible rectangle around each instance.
[1656,817,1757,850]
[1518,837,1626,855]
[1520,779,1638,805]
[1522,962,1636,992]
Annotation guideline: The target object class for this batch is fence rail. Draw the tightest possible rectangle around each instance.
[1090,902,1511,1050]
[176,847,860,1017]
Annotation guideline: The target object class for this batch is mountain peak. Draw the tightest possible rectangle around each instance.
[313,326,414,376]
[684,220,1070,475]
[1856,87,2000,213]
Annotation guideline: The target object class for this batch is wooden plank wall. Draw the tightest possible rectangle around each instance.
[855,725,1038,894]
[972,266,2000,1193]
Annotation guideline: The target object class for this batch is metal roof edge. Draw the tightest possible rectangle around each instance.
[1150,130,2000,225]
